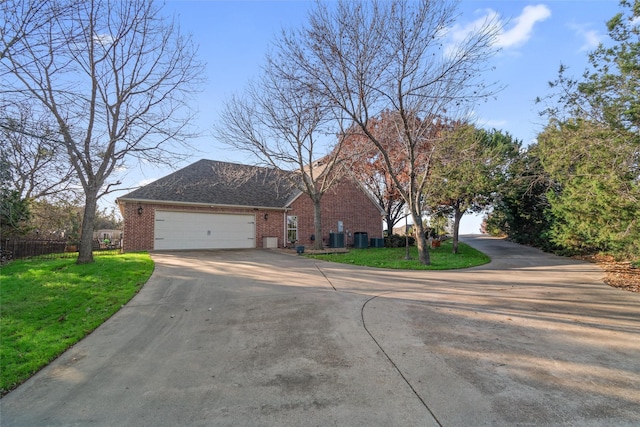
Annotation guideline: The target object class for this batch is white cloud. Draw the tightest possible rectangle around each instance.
[568,23,603,51]
[448,4,551,53]
[93,33,115,46]
[580,29,601,51]
[465,111,507,130]
[496,4,551,48]
[448,9,500,48]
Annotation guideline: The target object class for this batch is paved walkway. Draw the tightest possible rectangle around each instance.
[2,236,639,426]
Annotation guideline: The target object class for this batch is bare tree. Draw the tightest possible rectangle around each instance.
[1,0,203,263]
[0,0,78,60]
[0,101,78,201]
[280,0,501,264]
[215,49,344,250]
[339,113,405,235]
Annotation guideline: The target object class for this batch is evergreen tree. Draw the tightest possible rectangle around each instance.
[536,0,639,257]
[484,145,557,251]
[429,125,521,253]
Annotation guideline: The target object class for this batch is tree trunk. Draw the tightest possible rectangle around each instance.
[76,190,98,264]
[412,213,431,265]
[312,198,324,250]
[385,215,395,237]
[452,206,464,254]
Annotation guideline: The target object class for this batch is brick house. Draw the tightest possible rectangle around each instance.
[116,159,384,252]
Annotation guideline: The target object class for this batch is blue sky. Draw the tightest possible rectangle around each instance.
[109,0,621,233]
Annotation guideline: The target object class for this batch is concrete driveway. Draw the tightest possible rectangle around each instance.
[2,236,639,426]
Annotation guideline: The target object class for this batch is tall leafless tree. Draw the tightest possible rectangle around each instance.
[215,49,345,250]
[1,101,78,201]
[0,0,78,60]
[1,0,203,263]
[279,0,501,264]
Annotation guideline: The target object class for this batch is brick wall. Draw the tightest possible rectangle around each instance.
[289,178,383,248]
[120,177,382,252]
[121,202,155,252]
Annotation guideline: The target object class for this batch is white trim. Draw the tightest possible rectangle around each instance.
[286,215,298,246]
[283,212,287,247]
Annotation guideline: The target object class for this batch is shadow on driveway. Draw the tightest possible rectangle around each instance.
[2,236,639,426]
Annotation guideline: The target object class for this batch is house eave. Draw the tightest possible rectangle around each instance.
[116,197,288,211]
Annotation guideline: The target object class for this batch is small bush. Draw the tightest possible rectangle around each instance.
[385,234,415,248]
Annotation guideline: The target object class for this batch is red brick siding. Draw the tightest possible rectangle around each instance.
[120,177,382,252]
[121,203,154,252]
[289,179,383,248]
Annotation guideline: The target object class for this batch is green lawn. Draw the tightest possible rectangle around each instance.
[0,253,154,395]
[306,240,490,270]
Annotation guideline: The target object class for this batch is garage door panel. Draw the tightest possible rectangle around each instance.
[154,211,255,250]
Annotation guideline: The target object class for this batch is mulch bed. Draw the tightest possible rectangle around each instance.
[300,248,350,255]
[579,254,640,293]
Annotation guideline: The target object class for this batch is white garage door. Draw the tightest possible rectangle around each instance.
[154,211,255,250]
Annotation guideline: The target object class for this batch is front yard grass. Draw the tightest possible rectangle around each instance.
[306,240,490,270]
[0,253,154,395]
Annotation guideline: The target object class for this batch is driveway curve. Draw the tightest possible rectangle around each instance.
[2,236,639,426]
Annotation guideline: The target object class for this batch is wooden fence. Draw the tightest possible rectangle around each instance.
[1,239,120,262]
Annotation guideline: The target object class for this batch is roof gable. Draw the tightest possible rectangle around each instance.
[119,159,299,208]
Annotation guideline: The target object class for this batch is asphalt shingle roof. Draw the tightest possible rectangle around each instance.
[119,159,300,208]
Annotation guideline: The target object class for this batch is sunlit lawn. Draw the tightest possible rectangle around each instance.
[0,253,154,395]
[306,240,490,270]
